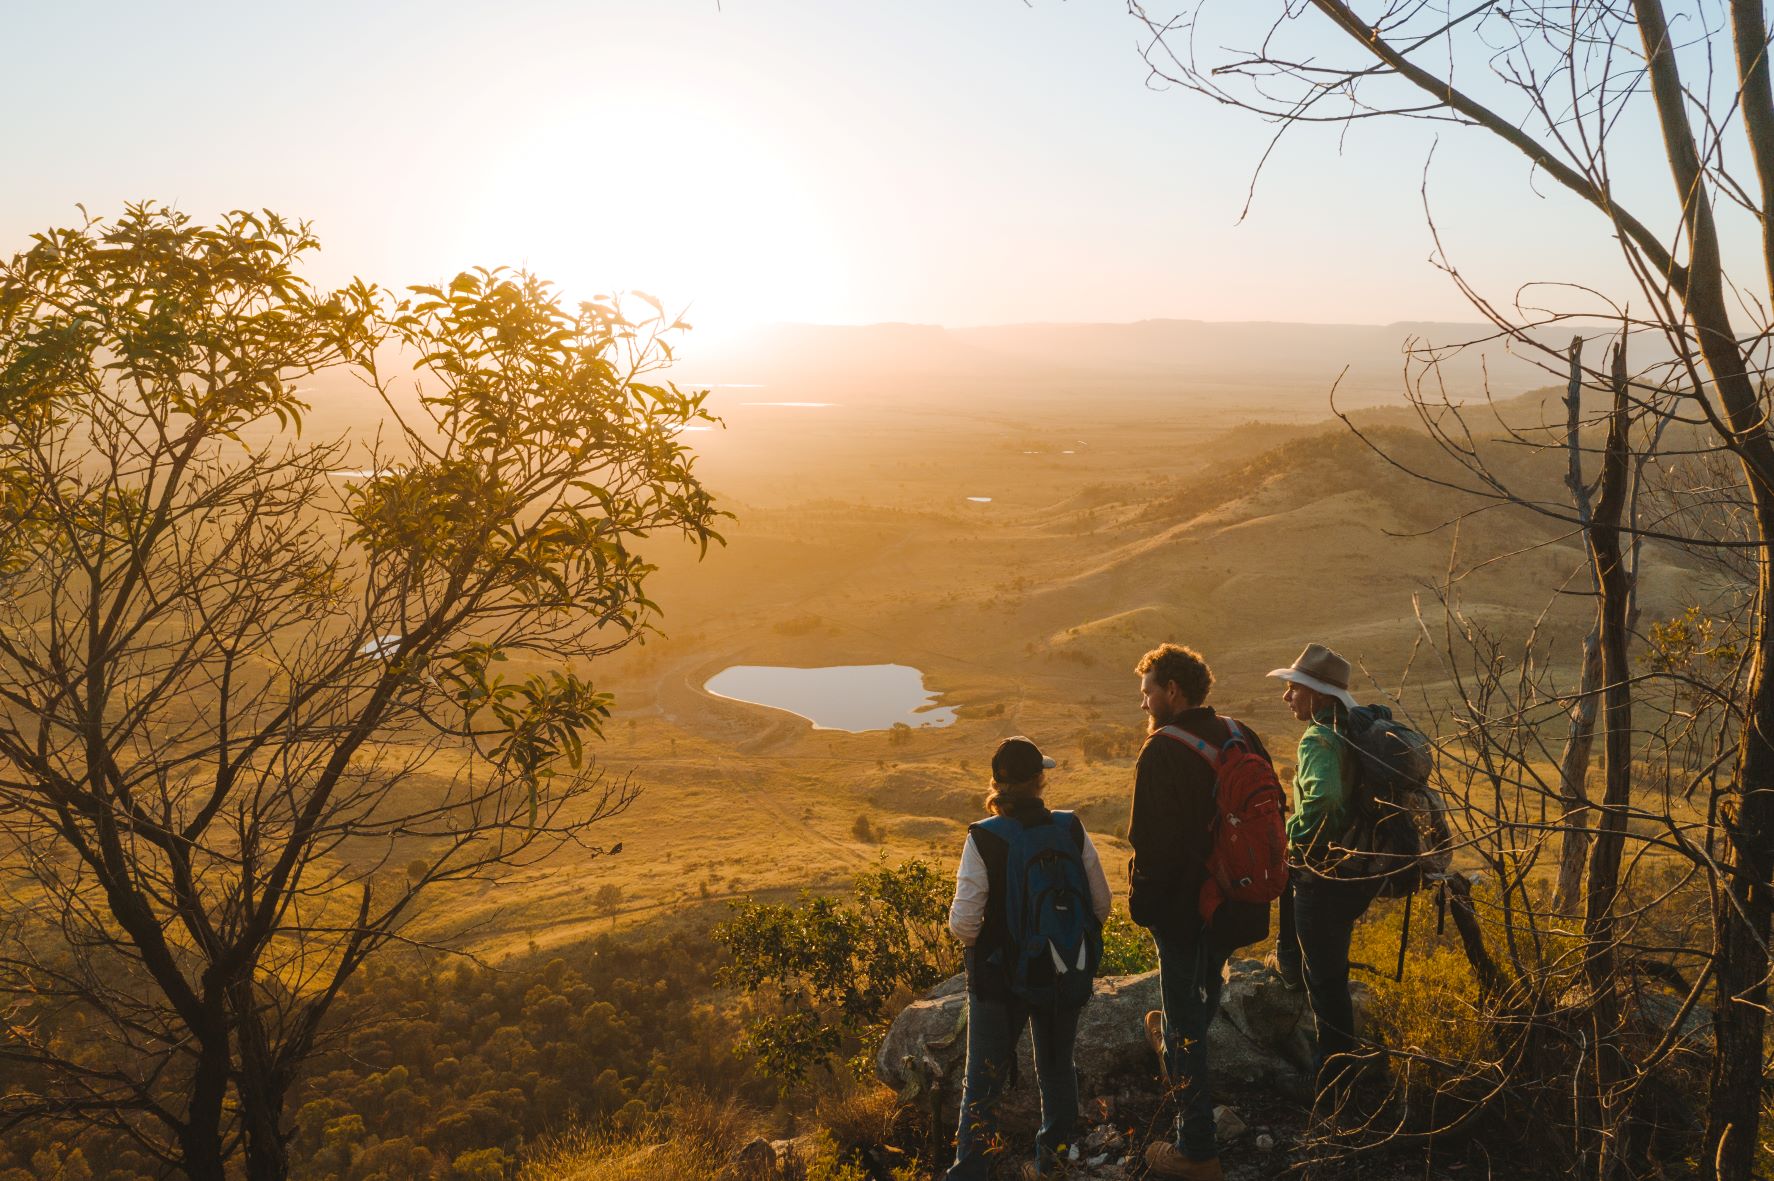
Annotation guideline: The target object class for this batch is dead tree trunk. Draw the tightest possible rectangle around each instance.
[1578,340,1635,1177]
[1649,5,1774,1176]
[1556,336,1601,915]
[1443,874,1506,999]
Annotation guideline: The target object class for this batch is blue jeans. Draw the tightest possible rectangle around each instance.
[944,994,1082,1179]
[1286,875,1378,1089]
[1153,929,1230,1161]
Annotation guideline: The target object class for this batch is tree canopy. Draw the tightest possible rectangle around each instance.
[0,204,722,1180]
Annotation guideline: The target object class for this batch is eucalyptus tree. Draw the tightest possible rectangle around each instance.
[0,205,721,1179]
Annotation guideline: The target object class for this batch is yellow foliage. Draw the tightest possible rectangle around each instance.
[519,1122,898,1181]
[1349,894,1491,1067]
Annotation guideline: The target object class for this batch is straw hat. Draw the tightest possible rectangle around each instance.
[1267,643,1358,710]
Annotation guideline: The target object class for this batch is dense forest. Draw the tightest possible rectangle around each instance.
[0,923,759,1181]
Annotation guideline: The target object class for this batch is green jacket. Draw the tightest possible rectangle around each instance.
[1286,706,1352,859]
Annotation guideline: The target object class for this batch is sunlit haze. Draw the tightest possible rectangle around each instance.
[1,2,1685,339]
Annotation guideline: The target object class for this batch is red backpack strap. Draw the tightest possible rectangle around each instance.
[1157,724,1220,768]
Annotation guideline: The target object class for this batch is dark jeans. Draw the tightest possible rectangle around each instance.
[943,994,1082,1179]
[1278,875,1378,1089]
[1153,928,1231,1161]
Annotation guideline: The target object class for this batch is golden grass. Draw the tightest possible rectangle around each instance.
[363,377,1717,965]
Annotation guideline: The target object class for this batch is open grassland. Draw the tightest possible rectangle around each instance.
[9,347,1706,971]
[0,345,1736,1180]
[321,367,1716,962]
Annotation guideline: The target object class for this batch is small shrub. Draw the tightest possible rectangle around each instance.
[1076,723,1144,763]
[715,859,959,1086]
[594,883,624,928]
[1099,909,1158,976]
[1350,898,1488,1064]
[451,1147,511,1181]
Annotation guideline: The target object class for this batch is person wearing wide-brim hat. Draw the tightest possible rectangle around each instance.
[1266,643,1379,1096]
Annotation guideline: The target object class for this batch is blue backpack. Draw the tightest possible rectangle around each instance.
[976,810,1103,1008]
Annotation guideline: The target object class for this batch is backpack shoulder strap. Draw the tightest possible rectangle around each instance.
[1220,717,1275,764]
[975,814,1021,843]
[1047,809,1085,850]
[1157,724,1220,768]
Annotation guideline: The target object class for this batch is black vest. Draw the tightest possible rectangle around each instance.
[963,801,1085,1001]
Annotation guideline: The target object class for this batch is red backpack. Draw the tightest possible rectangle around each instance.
[1158,719,1289,925]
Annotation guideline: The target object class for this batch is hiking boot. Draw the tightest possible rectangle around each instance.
[1264,950,1304,991]
[1144,1141,1224,1180]
[1144,1009,1168,1081]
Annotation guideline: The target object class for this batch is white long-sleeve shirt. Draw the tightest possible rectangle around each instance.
[948,822,1114,946]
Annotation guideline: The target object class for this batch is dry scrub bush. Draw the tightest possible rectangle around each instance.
[1327,872,1715,1171]
[519,1092,748,1181]
[519,1123,725,1181]
[520,1108,906,1181]
[808,1076,912,1163]
[1352,897,1490,1071]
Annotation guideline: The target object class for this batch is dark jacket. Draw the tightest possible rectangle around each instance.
[1126,706,1273,946]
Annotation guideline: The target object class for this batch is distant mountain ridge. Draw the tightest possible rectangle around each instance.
[684,317,1609,405]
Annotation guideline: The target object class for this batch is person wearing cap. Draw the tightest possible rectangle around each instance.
[944,736,1112,1181]
[1266,643,1380,1095]
[1130,643,1274,1181]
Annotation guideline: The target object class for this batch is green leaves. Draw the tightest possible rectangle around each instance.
[487,670,612,794]
[713,859,958,1087]
[432,645,614,822]
[1644,606,1743,673]
[0,203,375,437]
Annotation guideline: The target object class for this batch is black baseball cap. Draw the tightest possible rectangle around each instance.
[992,736,1057,783]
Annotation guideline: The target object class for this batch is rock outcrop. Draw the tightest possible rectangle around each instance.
[877,957,1364,1133]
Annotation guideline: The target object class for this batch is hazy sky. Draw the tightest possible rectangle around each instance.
[0,1,1709,338]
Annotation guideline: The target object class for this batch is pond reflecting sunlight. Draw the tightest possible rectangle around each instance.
[703,664,956,732]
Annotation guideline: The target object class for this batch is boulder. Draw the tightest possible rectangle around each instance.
[877,957,1361,1133]
[725,1137,777,1181]
[720,1136,819,1181]
[1632,987,1712,1053]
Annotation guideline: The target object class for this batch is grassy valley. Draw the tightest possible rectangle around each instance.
[0,320,1728,1180]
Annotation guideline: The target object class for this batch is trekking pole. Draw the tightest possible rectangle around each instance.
[1394,890,1413,982]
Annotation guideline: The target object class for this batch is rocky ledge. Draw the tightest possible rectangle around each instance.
[876,957,1358,1136]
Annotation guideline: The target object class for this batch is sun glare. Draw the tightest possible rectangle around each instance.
[463,100,847,336]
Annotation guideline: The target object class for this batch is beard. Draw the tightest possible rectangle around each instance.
[1146,704,1182,733]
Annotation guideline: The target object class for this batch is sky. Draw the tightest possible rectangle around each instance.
[0,1,1736,341]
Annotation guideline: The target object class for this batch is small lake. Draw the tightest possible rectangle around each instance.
[704,664,956,732]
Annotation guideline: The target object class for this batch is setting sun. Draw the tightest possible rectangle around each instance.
[462,97,848,332]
